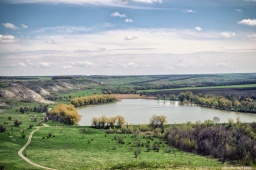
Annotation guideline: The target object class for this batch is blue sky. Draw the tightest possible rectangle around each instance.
[0,0,256,76]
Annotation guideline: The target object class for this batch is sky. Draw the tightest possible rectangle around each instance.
[0,0,256,76]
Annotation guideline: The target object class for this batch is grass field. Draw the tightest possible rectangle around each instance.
[0,109,225,170]
[137,84,256,93]
[59,88,102,99]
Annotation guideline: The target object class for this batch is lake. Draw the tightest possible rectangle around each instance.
[78,99,256,125]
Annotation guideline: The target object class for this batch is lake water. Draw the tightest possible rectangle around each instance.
[78,99,256,125]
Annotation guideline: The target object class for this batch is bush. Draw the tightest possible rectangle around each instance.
[134,148,141,158]
[8,116,12,121]
[153,143,160,152]
[117,137,125,144]
[0,164,5,170]
[0,124,6,133]
[29,124,34,129]
[48,132,53,138]
[14,119,22,127]
[21,130,26,138]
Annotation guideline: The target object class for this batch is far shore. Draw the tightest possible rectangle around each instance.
[113,94,156,99]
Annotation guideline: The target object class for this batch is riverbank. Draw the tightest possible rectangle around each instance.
[113,94,156,99]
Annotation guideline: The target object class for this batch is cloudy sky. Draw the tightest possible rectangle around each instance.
[0,0,256,76]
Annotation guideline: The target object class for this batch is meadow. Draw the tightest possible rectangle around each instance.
[0,108,223,170]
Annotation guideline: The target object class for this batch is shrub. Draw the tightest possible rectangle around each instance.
[117,137,125,144]
[21,130,26,138]
[134,148,141,158]
[48,132,53,138]
[153,143,160,152]
[29,124,33,129]
[14,119,22,127]
[8,116,12,121]
[0,124,6,133]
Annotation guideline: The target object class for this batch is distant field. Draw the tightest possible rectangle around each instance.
[137,84,256,96]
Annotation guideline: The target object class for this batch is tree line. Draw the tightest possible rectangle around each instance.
[19,105,48,114]
[71,94,117,107]
[172,91,256,113]
[92,115,125,129]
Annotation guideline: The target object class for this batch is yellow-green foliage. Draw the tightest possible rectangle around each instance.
[71,94,117,107]
[49,104,81,125]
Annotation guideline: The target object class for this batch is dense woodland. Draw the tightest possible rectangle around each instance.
[164,121,256,165]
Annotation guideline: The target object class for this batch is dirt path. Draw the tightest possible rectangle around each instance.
[18,124,57,170]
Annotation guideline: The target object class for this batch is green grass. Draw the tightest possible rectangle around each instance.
[0,109,45,170]
[0,109,223,170]
[59,88,102,99]
[0,108,235,170]
[25,126,222,170]
[137,84,256,93]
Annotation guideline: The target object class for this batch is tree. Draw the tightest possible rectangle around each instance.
[48,104,81,125]
[169,94,176,100]
[150,115,167,129]
[116,115,125,128]
[156,94,160,100]
[213,117,220,124]
[178,92,186,102]
[163,94,166,100]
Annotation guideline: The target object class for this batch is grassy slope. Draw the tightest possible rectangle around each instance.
[137,84,256,93]
[26,126,222,170]
[0,109,43,170]
[0,109,223,170]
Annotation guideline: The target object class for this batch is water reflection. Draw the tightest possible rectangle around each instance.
[78,99,256,126]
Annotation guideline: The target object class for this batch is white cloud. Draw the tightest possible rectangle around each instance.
[124,35,137,40]
[125,18,134,23]
[21,24,29,29]
[182,9,196,13]
[127,62,135,67]
[111,11,126,17]
[35,26,92,34]
[39,62,51,67]
[215,63,227,66]
[5,0,162,5]
[131,0,162,3]
[220,32,236,38]
[235,9,243,13]
[247,34,256,38]
[195,27,202,31]
[0,34,15,43]
[63,65,73,69]
[2,22,18,29]
[46,40,56,44]
[19,63,27,67]
[72,61,95,67]
[238,19,256,26]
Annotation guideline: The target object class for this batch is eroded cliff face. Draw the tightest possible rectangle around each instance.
[0,86,54,104]
[0,77,98,104]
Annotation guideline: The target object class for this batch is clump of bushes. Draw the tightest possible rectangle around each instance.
[14,119,22,127]
[0,124,6,133]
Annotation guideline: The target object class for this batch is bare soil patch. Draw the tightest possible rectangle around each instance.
[113,94,156,99]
